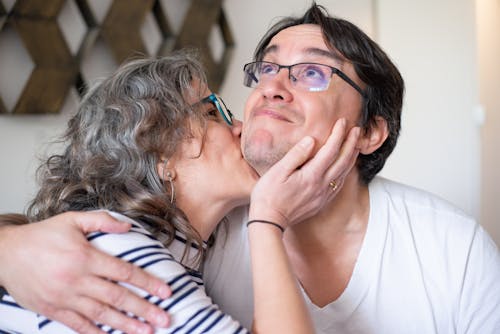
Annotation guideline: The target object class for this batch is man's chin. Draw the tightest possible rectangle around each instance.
[243,147,285,176]
[242,129,291,175]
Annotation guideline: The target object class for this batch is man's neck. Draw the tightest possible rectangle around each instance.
[282,172,370,306]
[285,172,370,244]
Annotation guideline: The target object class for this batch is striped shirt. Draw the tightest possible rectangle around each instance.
[0,211,248,334]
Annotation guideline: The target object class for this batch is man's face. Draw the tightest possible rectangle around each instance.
[241,24,364,175]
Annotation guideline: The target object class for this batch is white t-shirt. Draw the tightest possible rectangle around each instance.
[0,212,247,334]
[204,177,500,333]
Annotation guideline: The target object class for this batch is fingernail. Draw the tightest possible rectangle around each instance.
[157,284,170,298]
[336,118,346,128]
[155,312,169,327]
[299,136,314,149]
[136,324,153,334]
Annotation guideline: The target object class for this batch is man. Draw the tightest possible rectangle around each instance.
[203,5,500,334]
[202,4,500,333]
[1,3,499,334]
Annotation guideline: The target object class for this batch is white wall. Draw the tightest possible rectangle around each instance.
[0,0,497,244]
[477,0,500,243]
[375,0,481,216]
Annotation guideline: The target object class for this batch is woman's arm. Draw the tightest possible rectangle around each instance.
[247,222,313,333]
[248,118,360,333]
[0,212,250,334]
[0,211,171,334]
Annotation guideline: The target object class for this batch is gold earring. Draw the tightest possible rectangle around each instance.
[166,171,175,204]
[161,160,175,204]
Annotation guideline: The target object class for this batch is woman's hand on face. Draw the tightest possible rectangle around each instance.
[0,211,171,334]
[249,118,360,229]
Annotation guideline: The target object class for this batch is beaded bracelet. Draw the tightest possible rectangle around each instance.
[246,219,285,233]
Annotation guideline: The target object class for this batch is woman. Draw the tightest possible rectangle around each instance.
[0,50,358,333]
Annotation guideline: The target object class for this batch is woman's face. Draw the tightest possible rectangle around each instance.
[172,82,259,212]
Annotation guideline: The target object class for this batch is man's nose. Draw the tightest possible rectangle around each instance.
[259,69,293,102]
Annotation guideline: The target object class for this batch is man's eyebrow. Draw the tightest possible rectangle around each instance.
[305,47,344,63]
[261,45,344,63]
[261,44,278,59]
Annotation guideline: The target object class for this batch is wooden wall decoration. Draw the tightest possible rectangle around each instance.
[0,0,234,114]
[0,1,6,114]
[0,2,5,30]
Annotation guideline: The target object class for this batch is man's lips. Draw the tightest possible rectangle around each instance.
[253,108,292,122]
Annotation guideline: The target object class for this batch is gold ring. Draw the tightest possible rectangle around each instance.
[329,180,338,191]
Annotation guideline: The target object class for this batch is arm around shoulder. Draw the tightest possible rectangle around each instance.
[0,211,171,334]
[89,217,248,333]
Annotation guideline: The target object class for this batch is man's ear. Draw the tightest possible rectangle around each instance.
[357,116,389,154]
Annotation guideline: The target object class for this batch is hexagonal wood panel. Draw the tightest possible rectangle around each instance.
[0,0,234,114]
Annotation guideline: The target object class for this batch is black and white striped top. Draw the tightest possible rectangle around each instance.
[0,211,248,334]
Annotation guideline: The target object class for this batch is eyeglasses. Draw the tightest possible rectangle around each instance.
[243,61,366,97]
[200,93,233,126]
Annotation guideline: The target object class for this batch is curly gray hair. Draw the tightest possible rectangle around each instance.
[28,50,210,264]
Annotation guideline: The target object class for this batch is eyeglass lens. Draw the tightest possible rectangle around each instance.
[244,62,331,92]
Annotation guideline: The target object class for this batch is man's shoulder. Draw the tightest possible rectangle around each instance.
[368,176,482,248]
[370,176,472,222]
[368,178,498,296]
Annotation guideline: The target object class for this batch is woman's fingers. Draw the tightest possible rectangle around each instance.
[250,118,362,226]
[304,117,348,173]
[323,125,361,186]
[264,136,315,179]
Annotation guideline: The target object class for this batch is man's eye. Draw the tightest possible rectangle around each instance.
[260,64,276,75]
[301,66,325,79]
[305,69,321,77]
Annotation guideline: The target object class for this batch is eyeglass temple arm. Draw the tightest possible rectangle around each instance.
[247,71,259,85]
[333,69,366,97]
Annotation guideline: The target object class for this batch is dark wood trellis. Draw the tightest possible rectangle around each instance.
[0,0,234,114]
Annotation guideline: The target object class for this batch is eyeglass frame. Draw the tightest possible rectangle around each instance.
[200,93,234,126]
[243,61,366,97]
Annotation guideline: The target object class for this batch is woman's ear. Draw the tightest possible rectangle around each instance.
[157,156,177,182]
[357,116,389,155]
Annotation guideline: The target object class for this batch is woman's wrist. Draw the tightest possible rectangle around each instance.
[247,219,285,233]
[248,203,288,228]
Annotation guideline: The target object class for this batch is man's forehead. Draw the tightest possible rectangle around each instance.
[263,24,344,64]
